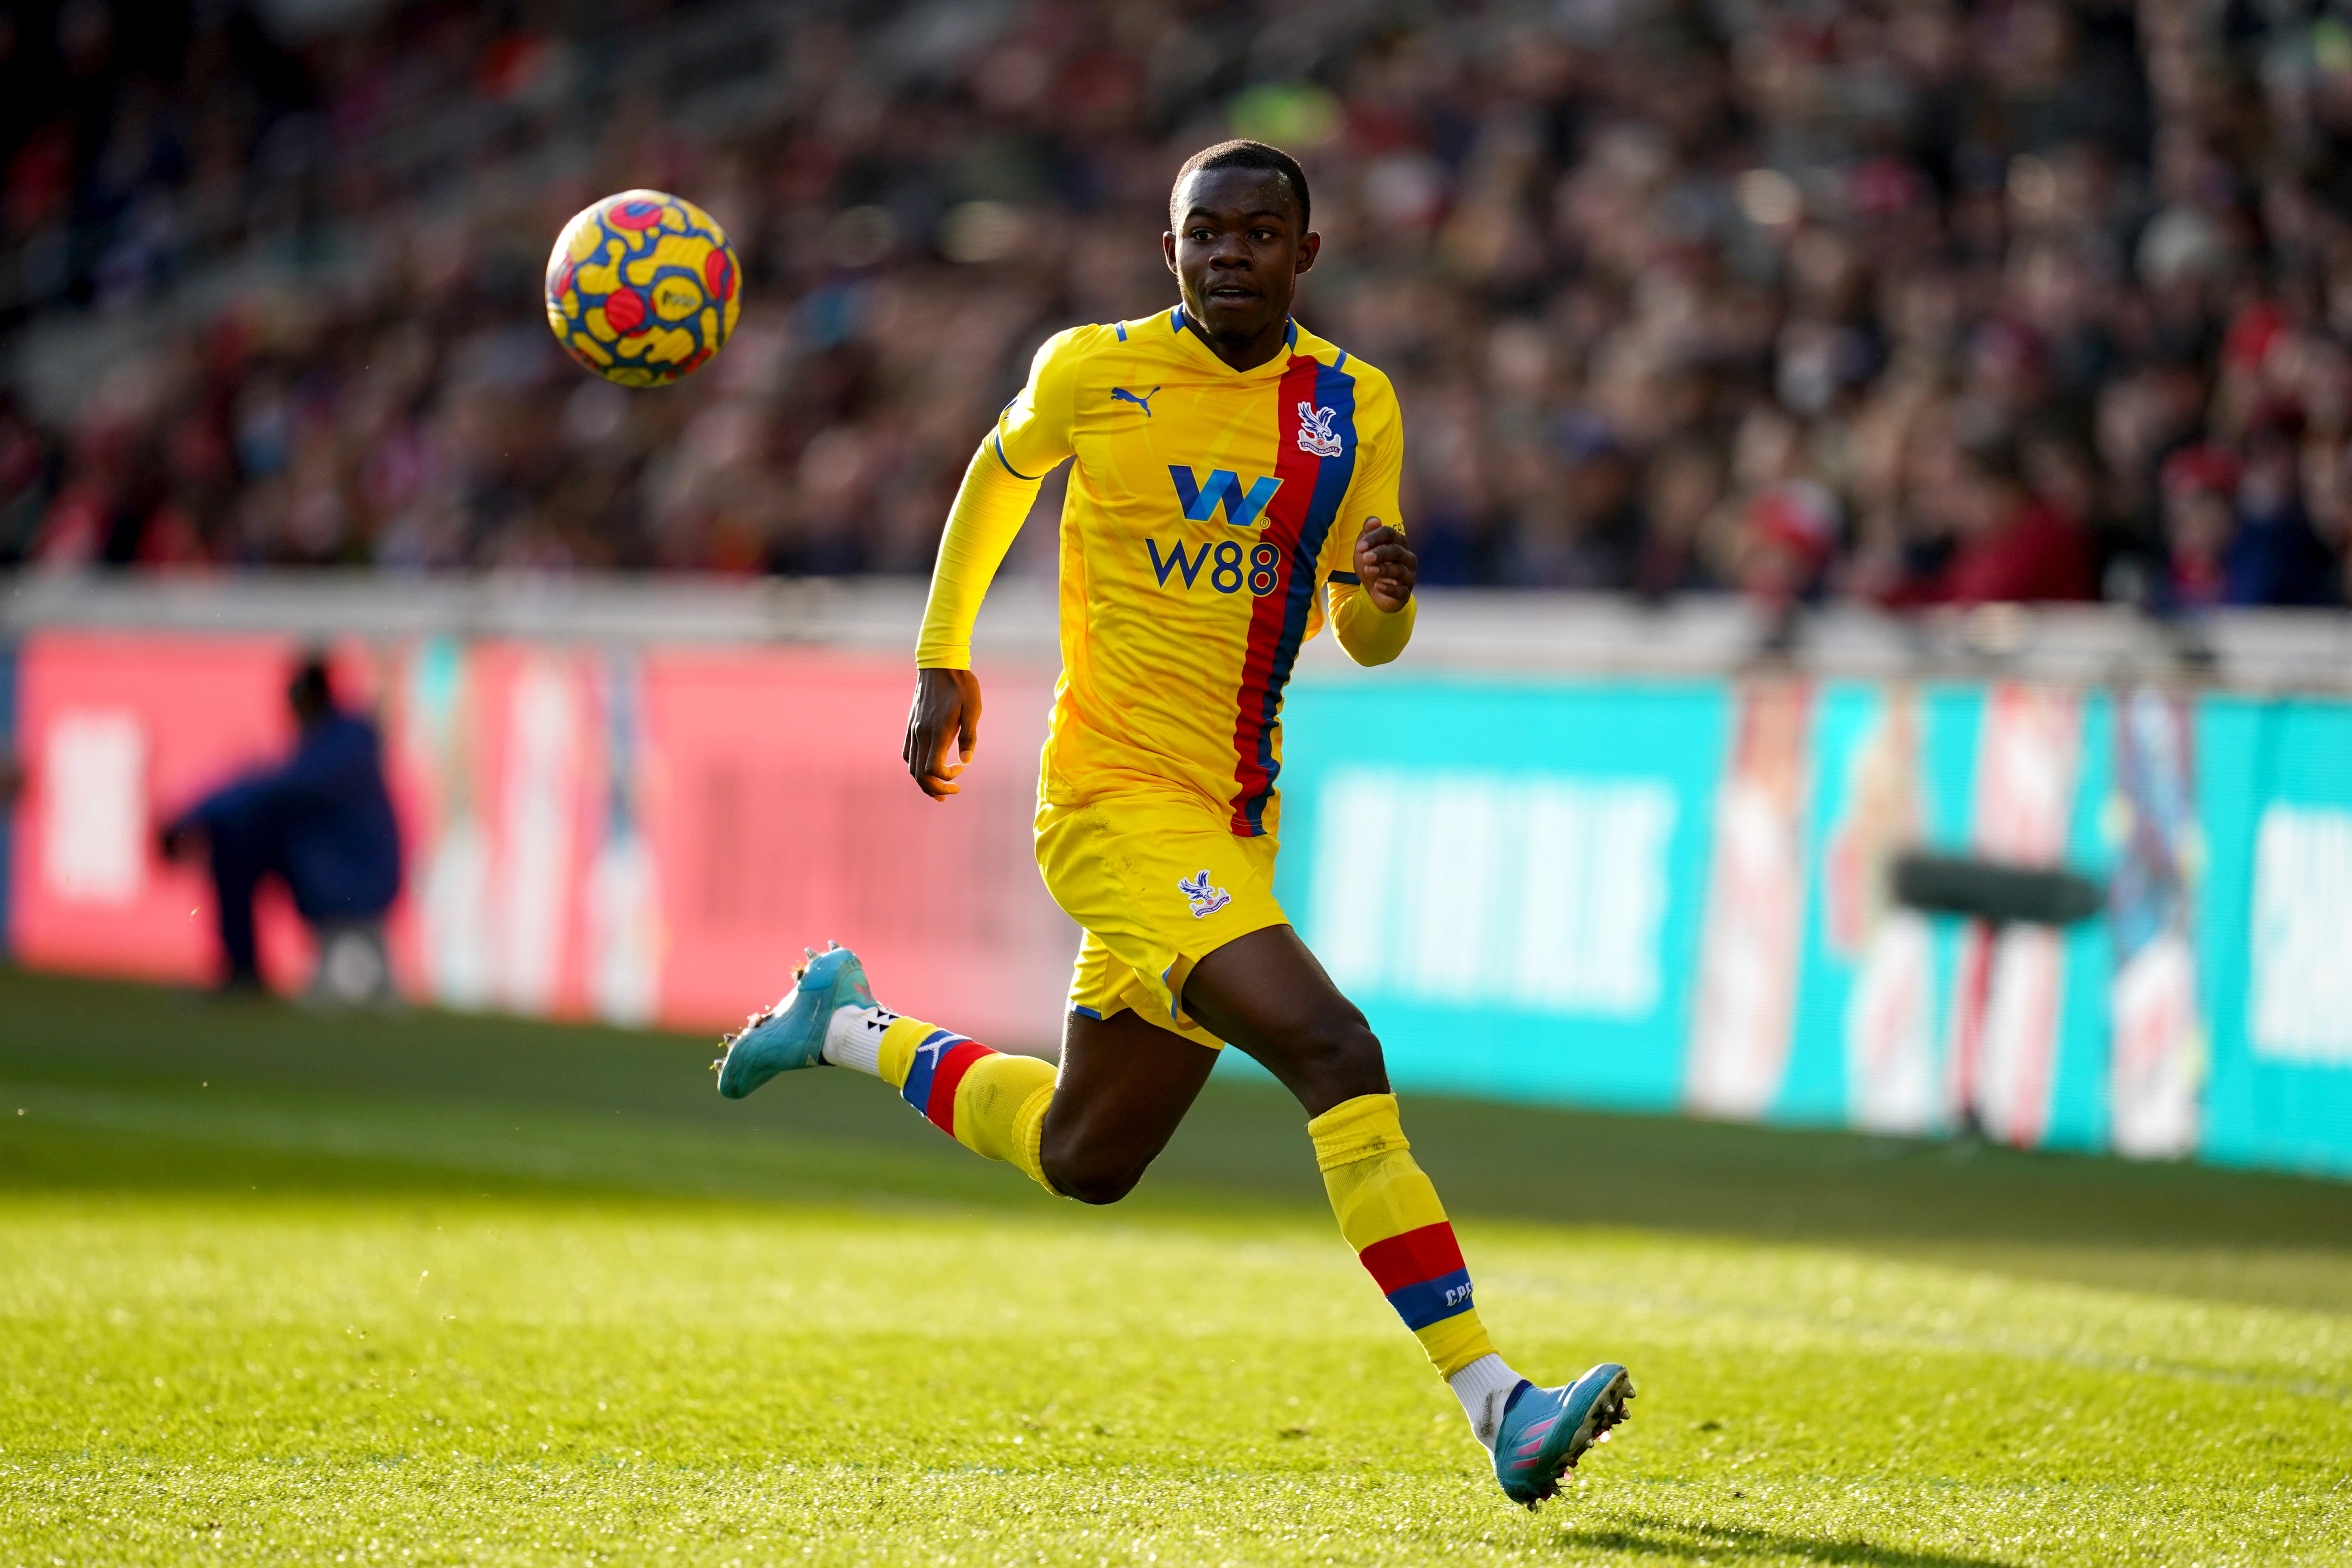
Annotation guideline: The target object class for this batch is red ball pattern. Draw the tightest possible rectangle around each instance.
[602,287,647,335]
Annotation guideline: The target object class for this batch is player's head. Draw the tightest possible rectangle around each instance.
[1163,140,1319,346]
[1169,140,1311,232]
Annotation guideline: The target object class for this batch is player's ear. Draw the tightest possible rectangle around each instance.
[1162,230,1179,276]
[1295,231,1320,275]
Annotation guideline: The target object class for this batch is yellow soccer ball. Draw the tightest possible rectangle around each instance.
[545,190,742,386]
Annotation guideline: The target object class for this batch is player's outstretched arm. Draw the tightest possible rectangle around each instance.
[906,438,1042,799]
[907,327,1080,797]
[1330,519,1419,666]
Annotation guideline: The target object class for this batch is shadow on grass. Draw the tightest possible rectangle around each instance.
[5,966,2351,1310]
[1553,1514,2009,1567]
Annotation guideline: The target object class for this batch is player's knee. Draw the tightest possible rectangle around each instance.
[1056,1172,1141,1206]
[1039,1138,1147,1206]
[1044,1156,1143,1206]
[1286,1012,1383,1079]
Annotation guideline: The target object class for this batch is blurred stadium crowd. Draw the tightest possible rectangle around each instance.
[5,0,2352,612]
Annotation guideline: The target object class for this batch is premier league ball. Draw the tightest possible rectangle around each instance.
[545,190,741,386]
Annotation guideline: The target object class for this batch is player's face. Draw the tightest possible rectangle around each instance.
[1163,168,1319,346]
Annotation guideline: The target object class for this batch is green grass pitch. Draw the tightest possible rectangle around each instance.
[3,968,2349,1566]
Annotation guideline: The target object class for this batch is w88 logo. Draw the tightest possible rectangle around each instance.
[1149,537,1285,597]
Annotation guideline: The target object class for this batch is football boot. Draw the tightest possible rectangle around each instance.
[714,943,875,1098]
[1491,1362,1635,1508]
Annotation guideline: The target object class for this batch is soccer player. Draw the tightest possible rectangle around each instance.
[716,139,1632,1507]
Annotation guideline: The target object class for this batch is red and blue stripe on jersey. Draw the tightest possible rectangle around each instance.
[1356,1220,1477,1331]
[1227,352,1358,836]
[901,1027,993,1132]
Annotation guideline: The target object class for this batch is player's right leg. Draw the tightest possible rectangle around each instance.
[713,943,1215,1197]
[1034,1005,1218,1203]
[716,943,1062,1187]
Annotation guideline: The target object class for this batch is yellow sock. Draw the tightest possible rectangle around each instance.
[876,1016,1059,1193]
[1310,1092,1499,1377]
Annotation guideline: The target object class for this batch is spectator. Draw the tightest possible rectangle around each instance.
[1714,404,1840,615]
[1887,432,2097,608]
[1633,436,1725,601]
[2230,421,2341,607]
[2160,444,2242,609]
[2161,434,2340,609]
[159,655,401,997]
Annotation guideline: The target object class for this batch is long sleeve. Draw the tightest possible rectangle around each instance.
[916,441,1043,668]
[1328,578,1416,665]
[914,326,1084,668]
[1317,359,1414,667]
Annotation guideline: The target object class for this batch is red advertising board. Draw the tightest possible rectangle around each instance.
[7,631,1075,1049]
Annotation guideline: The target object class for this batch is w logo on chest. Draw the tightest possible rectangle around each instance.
[1168,466,1283,528]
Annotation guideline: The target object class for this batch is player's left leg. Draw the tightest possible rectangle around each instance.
[1184,926,1633,1508]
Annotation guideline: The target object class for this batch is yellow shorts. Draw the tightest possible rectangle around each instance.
[1034,791,1288,1049]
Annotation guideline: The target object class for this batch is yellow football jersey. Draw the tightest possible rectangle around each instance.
[919,307,1412,839]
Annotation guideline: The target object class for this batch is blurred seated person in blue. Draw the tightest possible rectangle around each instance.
[159,655,401,992]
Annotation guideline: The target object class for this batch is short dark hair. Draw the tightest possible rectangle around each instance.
[1170,140,1311,231]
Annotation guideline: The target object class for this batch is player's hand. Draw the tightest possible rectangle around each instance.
[1354,519,1417,611]
[904,667,983,801]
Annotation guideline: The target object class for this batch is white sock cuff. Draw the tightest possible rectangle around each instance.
[1447,1352,1520,1401]
[1446,1353,1523,1452]
[821,1005,896,1076]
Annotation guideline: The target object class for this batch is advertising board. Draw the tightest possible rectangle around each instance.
[7,629,2350,1177]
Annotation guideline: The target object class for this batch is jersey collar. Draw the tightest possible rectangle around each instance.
[1167,304,1301,379]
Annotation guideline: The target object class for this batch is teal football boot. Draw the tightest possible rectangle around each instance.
[1491,1362,1634,1508]
[714,943,876,1099]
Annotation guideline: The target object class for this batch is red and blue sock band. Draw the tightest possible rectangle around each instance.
[1357,1221,1475,1331]
[901,1028,994,1133]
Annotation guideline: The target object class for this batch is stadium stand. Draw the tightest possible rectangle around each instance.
[3,0,2350,614]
